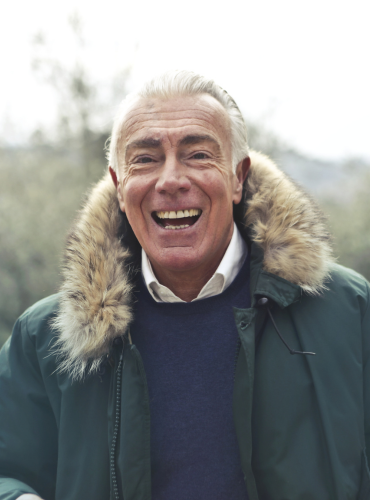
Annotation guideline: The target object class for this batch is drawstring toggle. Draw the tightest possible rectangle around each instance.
[256,297,316,356]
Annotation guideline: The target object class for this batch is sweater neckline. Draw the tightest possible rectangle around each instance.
[133,254,251,317]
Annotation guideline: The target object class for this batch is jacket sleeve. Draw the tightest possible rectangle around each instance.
[363,280,370,467]
[0,312,58,500]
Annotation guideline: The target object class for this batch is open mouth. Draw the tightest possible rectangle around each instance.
[152,209,202,230]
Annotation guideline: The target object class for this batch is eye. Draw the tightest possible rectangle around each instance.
[191,152,208,160]
[136,156,153,164]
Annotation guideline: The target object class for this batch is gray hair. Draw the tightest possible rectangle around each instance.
[108,70,249,173]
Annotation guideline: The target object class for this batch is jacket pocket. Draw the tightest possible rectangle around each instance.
[357,450,370,500]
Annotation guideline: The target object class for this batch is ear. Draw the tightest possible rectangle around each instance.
[109,166,125,212]
[109,166,118,188]
[232,157,250,204]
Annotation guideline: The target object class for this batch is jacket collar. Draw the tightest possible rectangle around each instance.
[52,150,333,379]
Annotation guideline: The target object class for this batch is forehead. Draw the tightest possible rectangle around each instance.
[120,94,231,147]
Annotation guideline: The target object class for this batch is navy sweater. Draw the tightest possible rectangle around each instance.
[131,257,251,500]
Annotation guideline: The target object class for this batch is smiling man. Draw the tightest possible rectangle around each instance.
[1,71,370,500]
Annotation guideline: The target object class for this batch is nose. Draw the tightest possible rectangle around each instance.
[155,155,191,195]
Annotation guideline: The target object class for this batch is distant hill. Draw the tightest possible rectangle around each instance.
[246,121,370,202]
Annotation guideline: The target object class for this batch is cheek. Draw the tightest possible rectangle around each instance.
[201,170,234,206]
[122,178,146,217]
[121,175,158,239]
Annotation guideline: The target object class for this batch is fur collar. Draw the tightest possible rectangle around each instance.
[52,151,333,379]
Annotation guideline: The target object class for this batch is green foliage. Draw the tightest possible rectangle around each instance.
[322,171,370,281]
[0,143,107,346]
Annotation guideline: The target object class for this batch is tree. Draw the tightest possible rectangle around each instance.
[0,16,130,346]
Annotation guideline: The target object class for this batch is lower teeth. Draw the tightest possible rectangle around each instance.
[165,224,190,230]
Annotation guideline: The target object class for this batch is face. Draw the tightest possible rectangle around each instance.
[112,94,249,277]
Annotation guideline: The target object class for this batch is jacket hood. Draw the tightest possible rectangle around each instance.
[52,151,333,379]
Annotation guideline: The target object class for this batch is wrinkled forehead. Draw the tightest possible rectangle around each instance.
[118,94,232,150]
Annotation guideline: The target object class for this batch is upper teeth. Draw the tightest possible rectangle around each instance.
[156,209,201,219]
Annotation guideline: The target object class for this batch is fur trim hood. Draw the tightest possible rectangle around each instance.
[52,151,333,379]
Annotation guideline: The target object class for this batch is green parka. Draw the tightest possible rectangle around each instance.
[1,152,370,500]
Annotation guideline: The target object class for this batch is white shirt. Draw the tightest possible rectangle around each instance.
[141,223,248,303]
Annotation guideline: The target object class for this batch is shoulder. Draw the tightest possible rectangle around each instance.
[328,262,369,296]
[0,294,62,383]
[290,263,370,323]
[20,292,60,320]
[320,263,370,318]
[12,293,61,352]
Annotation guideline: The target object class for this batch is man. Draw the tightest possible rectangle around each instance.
[0,71,370,500]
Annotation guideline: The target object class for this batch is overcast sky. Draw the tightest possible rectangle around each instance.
[1,0,369,161]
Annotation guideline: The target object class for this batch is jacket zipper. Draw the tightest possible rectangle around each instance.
[110,347,124,500]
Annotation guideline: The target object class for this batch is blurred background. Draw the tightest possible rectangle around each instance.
[1,0,369,346]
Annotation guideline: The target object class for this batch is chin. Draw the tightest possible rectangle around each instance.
[152,247,204,273]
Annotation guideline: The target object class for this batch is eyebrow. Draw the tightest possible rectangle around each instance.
[178,134,220,151]
[125,138,161,156]
[125,134,221,158]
